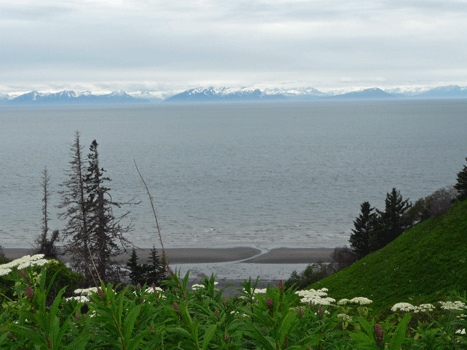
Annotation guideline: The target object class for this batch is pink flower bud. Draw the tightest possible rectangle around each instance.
[172,302,180,311]
[75,311,80,322]
[25,285,34,302]
[278,280,283,291]
[266,298,273,309]
[318,305,323,318]
[224,333,229,342]
[19,270,31,285]
[374,324,383,347]
[97,288,104,297]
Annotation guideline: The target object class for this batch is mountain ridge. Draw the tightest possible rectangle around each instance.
[1,85,467,105]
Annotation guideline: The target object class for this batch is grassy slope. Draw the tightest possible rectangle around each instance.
[311,200,467,315]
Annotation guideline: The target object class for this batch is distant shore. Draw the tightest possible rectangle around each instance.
[3,247,334,296]
[3,247,333,264]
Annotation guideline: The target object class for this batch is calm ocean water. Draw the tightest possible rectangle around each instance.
[1,100,466,249]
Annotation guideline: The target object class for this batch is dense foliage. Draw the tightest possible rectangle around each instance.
[0,260,466,349]
[312,199,467,316]
[126,246,168,287]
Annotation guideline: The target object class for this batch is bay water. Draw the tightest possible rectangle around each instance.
[1,100,466,249]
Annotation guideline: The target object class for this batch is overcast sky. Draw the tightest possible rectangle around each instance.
[1,0,467,94]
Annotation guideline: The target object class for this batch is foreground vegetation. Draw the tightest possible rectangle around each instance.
[0,256,466,349]
[310,200,467,317]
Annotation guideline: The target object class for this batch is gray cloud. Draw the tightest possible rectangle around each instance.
[1,0,466,93]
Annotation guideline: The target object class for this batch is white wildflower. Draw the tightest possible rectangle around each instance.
[391,302,416,312]
[74,287,99,296]
[295,289,335,305]
[338,298,350,305]
[66,296,89,303]
[0,268,12,277]
[414,304,435,313]
[439,301,467,311]
[455,329,466,335]
[191,284,205,290]
[145,286,164,294]
[350,297,372,305]
[30,254,45,261]
[32,259,48,267]
[254,288,267,294]
[17,261,33,270]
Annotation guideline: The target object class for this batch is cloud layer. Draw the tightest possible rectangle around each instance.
[1,0,467,92]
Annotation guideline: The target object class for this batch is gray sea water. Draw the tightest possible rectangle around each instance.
[1,100,466,249]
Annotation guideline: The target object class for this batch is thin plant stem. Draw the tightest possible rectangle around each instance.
[86,241,103,284]
[134,160,173,275]
[72,243,99,287]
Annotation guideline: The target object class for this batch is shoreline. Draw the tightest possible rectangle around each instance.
[2,247,333,296]
[2,247,333,264]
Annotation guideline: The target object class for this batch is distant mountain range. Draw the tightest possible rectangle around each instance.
[1,85,467,105]
[0,90,161,105]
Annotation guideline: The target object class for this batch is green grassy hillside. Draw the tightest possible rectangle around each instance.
[312,200,467,315]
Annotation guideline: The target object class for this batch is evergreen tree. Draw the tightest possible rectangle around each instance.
[126,247,167,287]
[58,131,92,280]
[144,245,167,287]
[454,157,467,201]
[126,248,146,286]
[349,201,375,259]
[83,140,133,284]
[372,188,411,250]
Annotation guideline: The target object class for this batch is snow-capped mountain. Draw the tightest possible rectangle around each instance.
[165,87,286,102]
[414,85,467,98]
[2,85,467,106]
[330,88,394,99]
[7,90,149,105]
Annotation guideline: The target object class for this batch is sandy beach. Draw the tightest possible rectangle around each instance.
[3,246,333,264]
[3,247,333,296]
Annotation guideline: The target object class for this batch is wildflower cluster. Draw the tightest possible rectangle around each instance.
[0,254,49,276]
[1,258,467,349]
[295,287,336,305]
[439,300,467,311]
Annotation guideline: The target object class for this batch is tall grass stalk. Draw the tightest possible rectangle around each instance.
[134,160,173,276]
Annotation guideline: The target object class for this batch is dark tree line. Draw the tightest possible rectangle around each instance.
[350,174,463,260]
[126,246,167,287]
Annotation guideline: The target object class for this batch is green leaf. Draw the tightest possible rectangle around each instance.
[167,327,193,339]
[389,313,411,350]
[278,310,298,344]
[62,334,91,350]
[358,317,375,338]
[123,304,142,342]
[201,324,216,350]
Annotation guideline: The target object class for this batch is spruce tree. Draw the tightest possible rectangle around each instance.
[349,201,375,259]
[145,245,167,287]
[454,157,467,201]
[58,131,92,279]
[372,188,411,250]
[83,140,133,284]
[127,248,146,286]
